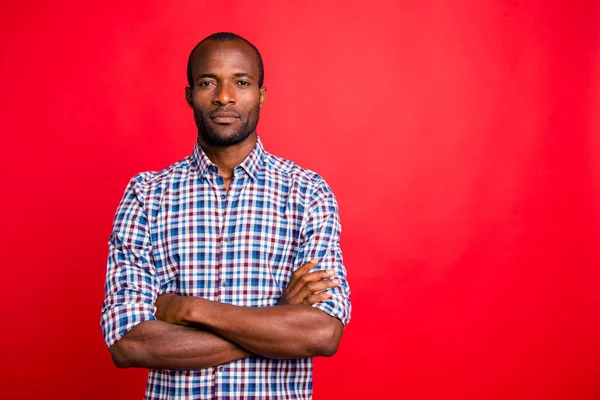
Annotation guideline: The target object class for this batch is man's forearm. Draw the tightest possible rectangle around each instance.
[109,320,252,370]
[177,298,343,359]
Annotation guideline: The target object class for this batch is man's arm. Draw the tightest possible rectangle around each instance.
[160,299,343,359]
[109,321,251,369]
[154,181,351,360]
[155,261,343,359]
[109,259,337,369]
[102,176,251,370]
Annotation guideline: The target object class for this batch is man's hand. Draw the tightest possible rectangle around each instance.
[278,259,340,306]
[155,293,189,326]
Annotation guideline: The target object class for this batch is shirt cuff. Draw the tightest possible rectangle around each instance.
[101,302,156,348]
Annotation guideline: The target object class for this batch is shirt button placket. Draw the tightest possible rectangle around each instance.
[217,179,228,305]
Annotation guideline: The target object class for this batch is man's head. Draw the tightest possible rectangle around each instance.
[186,32,266,147]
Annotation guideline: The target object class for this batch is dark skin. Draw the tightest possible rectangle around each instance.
[109,39,343,369]
[186,39,266,190]
[110,260,341,369]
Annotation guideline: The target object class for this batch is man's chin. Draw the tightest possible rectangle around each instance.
[201,128,253,147]
[209,122,241,137]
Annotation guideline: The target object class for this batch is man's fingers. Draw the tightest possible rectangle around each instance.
[285,259,319,297]
[289,259,319,285]
[285,267,334,299]
[306,291,333,305]
[295,278,340,302]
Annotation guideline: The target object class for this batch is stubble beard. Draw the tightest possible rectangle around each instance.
[194,105,260,147]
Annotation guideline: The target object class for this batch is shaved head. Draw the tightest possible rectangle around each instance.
[187,32,264,88]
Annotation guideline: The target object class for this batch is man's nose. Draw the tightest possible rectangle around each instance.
[213,84,236,106]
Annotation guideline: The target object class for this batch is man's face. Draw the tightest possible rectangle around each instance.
[186,40,266,147]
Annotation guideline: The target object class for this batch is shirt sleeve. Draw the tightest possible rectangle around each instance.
[296,179,351,325]
[100,174,159,348]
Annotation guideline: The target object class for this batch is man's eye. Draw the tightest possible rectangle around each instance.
[237,81,250,86]
[198,81,213,87]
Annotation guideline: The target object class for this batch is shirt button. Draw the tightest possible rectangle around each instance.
[224,236,230,242]
[220,194,226,200]
[221,280,228,287]
[218,366,224,372]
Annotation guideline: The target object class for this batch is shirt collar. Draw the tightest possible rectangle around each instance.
[191,136,265,182]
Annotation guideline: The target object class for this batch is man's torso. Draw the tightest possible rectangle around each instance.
[135,140,323,399]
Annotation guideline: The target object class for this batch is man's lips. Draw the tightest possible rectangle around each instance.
[211,110,240,124]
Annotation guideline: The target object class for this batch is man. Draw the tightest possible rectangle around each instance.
[101,32,351,400]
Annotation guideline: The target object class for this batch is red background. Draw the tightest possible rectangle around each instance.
[1,1,599,399]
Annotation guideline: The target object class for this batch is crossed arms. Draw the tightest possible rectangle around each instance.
[109,261,343,370]
[102,175,351,371]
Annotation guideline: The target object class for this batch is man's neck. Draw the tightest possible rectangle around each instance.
[198,132,257,181]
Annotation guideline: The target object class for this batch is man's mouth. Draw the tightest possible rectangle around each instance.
[211,110,240,124]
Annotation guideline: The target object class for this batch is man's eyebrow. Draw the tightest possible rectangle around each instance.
[196,72,256,80]
[233,72,256,79]
[196,73,218,80]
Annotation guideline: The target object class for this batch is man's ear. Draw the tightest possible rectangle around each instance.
[259,86,267,107]
[185,86,193,108]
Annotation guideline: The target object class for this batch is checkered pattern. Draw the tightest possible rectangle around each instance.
[101,138,351,400]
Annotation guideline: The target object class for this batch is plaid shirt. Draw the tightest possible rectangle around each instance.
[101,138,351,400]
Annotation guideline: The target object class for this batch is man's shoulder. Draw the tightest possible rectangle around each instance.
[124,155,193,197]
[262,151,329,191]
